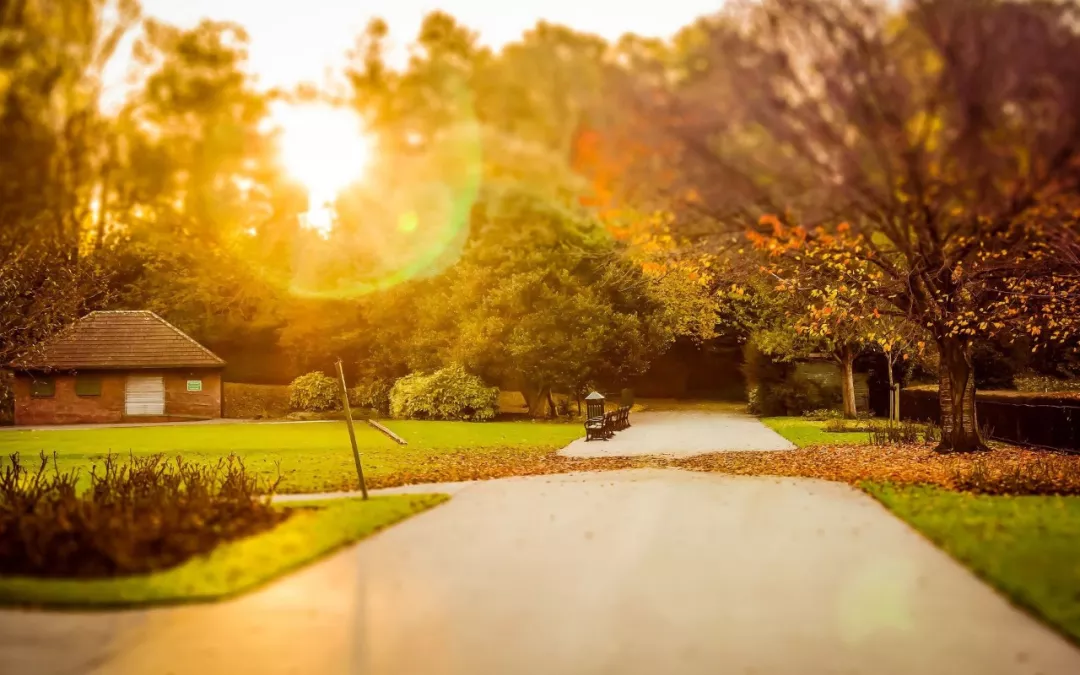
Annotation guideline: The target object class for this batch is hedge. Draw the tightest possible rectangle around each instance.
[223,383,290,419]
[901,386,1080,452]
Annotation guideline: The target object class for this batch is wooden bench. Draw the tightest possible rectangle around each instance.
[584,391,633,441]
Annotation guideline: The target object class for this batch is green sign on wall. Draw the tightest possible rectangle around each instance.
[186,380,202,392]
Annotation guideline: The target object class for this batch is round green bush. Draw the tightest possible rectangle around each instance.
[389,365,498,421]
[288,372,341,412]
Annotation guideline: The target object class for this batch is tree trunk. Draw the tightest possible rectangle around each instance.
[936,338,986,453]
[522,385,552,418]
[885,352,896,421]
[839,346,857,419]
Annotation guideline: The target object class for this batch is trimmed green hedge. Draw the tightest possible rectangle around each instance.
[223,383,290,419]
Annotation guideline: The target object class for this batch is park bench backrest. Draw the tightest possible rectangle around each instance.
[586,398,605,420]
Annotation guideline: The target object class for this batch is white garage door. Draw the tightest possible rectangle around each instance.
[125,375,165,416]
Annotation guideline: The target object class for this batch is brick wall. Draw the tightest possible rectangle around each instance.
[14,369,222,426]
[164,370,222,419]
[13,372,126,426]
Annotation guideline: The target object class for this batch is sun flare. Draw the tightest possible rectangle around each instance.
[272,103,373,236]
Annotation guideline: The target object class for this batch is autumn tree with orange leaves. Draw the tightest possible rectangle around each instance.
[647,0,1080,452]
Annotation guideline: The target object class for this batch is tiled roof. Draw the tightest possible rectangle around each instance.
[11,311,225,370]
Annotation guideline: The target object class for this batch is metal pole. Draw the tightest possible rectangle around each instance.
[335,359,368,500]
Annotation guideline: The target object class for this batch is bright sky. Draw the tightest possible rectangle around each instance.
[106,1,723,237]
[110,0,722,94]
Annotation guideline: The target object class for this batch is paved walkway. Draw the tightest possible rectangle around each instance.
[3,469,1078,675]
[559,409,795,458]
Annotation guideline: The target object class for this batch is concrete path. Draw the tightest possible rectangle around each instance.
[559,409,795,458]
[3,469,1079,675]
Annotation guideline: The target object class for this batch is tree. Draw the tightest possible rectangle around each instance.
[0,0,138,359]
[651,0,1080,451]
[1,0,139,252]
[100,19,301,355]
[0,247,109,365]
[406,186,698,417]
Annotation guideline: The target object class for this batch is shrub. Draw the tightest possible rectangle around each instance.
[389,365,499,421]
[351,378,393,415]
[288,372,341,412]
[0,452,287,578]
[823,417,852,433]
[803,408,843,421]
[868,420,940,446]
[224,383,290,419]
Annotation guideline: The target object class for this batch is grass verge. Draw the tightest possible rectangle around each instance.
[0,421,583,493]
[762,417,874,447]
[0,493,447,608]
[864,483,1080,645]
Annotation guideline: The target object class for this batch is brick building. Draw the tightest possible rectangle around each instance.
[8,311,225,426]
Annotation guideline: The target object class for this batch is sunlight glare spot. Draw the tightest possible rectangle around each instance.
[302,206,336,239]
[398,211,418,233]
[273,102,373,236]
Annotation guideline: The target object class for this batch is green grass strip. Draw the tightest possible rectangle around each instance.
[864,482,1080,645]
[762,417,873,447]
[0,493,448,608]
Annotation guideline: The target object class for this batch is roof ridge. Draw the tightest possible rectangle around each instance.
[142,311,226,365]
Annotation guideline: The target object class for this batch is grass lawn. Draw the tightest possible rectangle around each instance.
[762,417,874,447]
[0,493,447,608]
[865,483,1080,645]
[0,420,582,493]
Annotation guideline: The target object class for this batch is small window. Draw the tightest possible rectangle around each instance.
[75,375,102,397]
[30,377,55,398]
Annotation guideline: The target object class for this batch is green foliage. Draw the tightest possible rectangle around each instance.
[288,372,341,412]
[351,378,393,415]
[389,365,499,421]
[0,452,284,578]
[223,383,290,419]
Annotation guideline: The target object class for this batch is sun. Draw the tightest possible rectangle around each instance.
[272,102,374,236]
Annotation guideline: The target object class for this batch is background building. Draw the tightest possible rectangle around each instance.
[8,311,225,426]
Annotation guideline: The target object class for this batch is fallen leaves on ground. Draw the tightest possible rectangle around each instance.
[366,452,665,490]
[301,442,1080,495]
[674,443,1080,494]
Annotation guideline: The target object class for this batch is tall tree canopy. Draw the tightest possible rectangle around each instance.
[625,0,1080,450]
